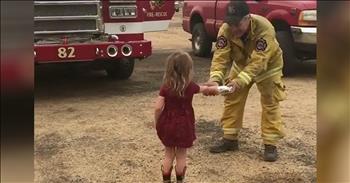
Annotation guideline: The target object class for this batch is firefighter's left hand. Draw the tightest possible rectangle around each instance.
[226,80,240,93]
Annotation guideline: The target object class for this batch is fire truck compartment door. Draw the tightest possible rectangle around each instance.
[141,0,175,32]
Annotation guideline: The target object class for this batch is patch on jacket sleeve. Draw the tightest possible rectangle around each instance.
[216,36,228,49]
[256,38,267,52]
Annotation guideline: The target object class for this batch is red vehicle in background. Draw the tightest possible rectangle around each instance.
[182,0,317,75]
[34,0,175,79]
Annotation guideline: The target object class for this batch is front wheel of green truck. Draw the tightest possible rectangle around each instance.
[105,58,135,80]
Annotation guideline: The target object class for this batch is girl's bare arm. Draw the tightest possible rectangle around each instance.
[154,96,165,125]
[199,85,219,95]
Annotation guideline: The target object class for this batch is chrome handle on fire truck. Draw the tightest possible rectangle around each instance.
[107,45,118,58]
[110,35,119,41]
[121,44,132,57]
[109,0,137,3]
[34,1,100,5]
[35,30,100,35]
[35,15,99,21]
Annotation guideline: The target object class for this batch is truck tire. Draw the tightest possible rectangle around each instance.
[276,31,298,76]
[192,23,212,57]
[106,58,134,79]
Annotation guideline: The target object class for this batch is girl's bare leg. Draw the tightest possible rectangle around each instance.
[162,146,176,173]
[175,147,187,173]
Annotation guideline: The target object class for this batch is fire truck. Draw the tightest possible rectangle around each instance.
[34,0,175,79]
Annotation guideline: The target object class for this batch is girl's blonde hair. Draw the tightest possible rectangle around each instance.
[163,51,193,97]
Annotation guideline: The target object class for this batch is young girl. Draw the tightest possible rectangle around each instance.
[154,51,217,183]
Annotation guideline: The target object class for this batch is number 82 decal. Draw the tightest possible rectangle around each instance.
[58,47,76,59]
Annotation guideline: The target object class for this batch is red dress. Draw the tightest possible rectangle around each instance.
[156,82,200,148]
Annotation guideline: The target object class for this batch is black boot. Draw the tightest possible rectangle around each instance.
[161,165,173,183]
[263,144,278,162]
[209,138,239,153]
[175,166,187,183]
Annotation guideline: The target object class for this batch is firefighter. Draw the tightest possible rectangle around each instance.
[203,0,286,162]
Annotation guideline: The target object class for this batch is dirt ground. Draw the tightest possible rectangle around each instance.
[35,11,316,183]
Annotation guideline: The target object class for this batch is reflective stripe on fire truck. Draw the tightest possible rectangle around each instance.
[105,20,171,34]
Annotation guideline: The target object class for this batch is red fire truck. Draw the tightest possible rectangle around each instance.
[34,0,175,79]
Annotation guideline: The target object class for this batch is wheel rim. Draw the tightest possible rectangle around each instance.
[194,34,201,51]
